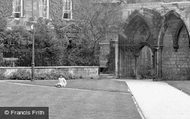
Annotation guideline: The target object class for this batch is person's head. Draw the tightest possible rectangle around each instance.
[59,75,63,78]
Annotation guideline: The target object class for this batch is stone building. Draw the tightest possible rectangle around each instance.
[1,0,190,80]
[118,1,190,80]
[0,0,120,68]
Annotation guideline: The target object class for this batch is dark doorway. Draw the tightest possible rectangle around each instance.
[136,46,153,79]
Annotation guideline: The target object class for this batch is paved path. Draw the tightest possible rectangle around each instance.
[125,80,190,119]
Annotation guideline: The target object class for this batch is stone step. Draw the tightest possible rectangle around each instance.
[99,74,116,79]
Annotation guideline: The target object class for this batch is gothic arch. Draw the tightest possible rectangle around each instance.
[155,10,190,80]
[118,11,156,78]
[124,12,152,37]
[137,42,155,53]
[174,20,190,50]
[157,10,189,51]
[164,10,181,21]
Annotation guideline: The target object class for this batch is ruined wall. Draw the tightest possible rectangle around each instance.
[119,49,135,78]
[162,27,190,80]
[137,46,153,78]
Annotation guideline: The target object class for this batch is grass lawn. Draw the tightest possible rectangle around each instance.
[7,79,129,93]
[0,79,141,119]
[166,81,190,96]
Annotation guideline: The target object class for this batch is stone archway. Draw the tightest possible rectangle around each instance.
[136,46,153,79]
[118,9,158,79]
[157,10,190,80]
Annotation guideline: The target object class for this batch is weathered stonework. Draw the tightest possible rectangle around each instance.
[0,66,99,79]
[162,27,190,80]
[2,1,190,80]
[118,1,190,80]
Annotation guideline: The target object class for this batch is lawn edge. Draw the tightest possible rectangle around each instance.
[165,81,190,96]
[125,82,146,119]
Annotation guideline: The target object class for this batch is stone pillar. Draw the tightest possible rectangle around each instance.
[152,50,157,80]
[156,46,163,80]
[113,40,118,78]
[118,46,121,78]
[118,47,123,78]
[134,53,140,80]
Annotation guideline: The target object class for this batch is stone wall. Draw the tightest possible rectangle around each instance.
[119,49,135,78]
[0,66,99,79]
[162,27,190,80]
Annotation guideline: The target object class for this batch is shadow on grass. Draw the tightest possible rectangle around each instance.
[7,79,129,93]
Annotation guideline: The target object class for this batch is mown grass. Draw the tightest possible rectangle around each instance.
[166,81,190,95]
[0,79,142,119]
[7,79,129,93]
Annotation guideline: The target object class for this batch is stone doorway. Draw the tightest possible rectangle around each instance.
[136,46,153,79]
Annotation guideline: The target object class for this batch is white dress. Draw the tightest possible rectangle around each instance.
[56,77,67,87]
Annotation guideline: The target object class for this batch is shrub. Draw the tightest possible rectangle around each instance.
[34,70,81,80]
[8,69,83,80]
[9,70,31,80]
[0,73,7,80]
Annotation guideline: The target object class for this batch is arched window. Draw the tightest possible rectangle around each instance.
[62,0,72,20]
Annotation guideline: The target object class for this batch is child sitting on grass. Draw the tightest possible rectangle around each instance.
[55,75,67,88]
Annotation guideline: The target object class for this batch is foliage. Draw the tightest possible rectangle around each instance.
[105,43,115,73]
[8,69,81,80]
[33,19,60,66]
[0,0,12,18]
[0,60,15,67]
[53,24,97,66]
[74,1,122,65]
[1,19,62,66]
[0,0,122,67]
[2,27,32,66]
[9,70,31,80]
[0,73,7,80]
[0,18,7,31]
[1,20,100,66]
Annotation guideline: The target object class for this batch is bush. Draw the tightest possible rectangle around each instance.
[0,73,7,80]
[8,69,83,80]
[34,70,75,80]
[9,70,31,80]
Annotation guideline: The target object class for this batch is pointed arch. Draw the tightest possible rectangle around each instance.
[124,12,151,36]
[174,20,190,50]
[157,10,187,51]
[137,42,154,53]
[164,10,181,20]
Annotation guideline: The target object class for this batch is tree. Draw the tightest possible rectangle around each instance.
[74,0,122,65]
[55,23,97,66]
[1,19,61,66]
[1,26,32,66]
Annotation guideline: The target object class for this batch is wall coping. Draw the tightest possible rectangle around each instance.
[0,66,99,69]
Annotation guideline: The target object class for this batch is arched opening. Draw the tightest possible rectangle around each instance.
[136,46,153,79]
[160,11,190,80]
[118,10,155,79]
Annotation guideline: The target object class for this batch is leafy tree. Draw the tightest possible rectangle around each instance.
[54,23,97,66]
[1,19,61,66]
[74,0,122,65]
